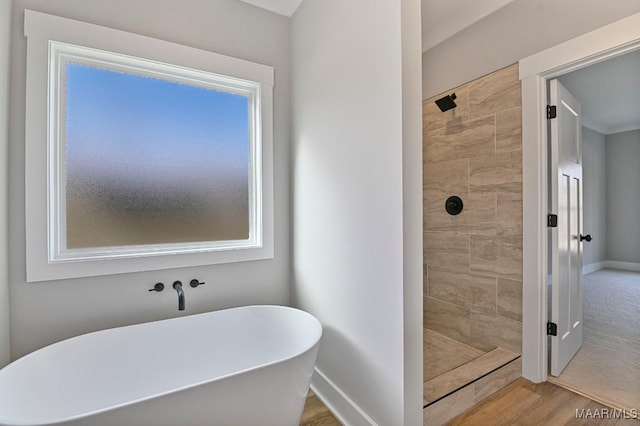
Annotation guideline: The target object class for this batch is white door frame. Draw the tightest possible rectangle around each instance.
[519,11,640,383]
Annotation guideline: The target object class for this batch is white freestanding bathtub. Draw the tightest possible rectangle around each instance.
[0,305,322,426]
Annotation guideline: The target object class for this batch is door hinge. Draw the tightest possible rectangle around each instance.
[547,213,558,228]
[547,105,557,119]
[547,322,558,336]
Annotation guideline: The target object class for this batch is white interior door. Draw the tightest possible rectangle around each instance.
[549,79,584,377]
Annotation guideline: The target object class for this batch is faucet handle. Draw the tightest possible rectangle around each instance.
[149,283,164,292]
[190,279,205,288]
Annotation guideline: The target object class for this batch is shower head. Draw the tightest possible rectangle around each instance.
[435,93,457,112]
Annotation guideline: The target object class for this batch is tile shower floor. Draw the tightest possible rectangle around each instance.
[424,328,519,406]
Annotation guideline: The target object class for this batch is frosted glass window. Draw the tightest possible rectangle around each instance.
[25,12,273,281]
[64,63,250,249]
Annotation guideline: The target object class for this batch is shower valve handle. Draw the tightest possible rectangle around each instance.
[190,279,206,288]
[149,283,165,292]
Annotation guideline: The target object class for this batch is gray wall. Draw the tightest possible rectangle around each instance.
[422,0,640,99]
[0,0,11,368]
[582,127,607,266]
[8,0,291,359]
[606,130,640,264]
[291,0,422,424]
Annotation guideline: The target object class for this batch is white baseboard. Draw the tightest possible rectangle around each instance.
[582,261,606,275]
[310,367,377,426]
[603,260,640,272]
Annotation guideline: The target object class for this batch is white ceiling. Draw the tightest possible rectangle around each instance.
[421,0,516,51]
[239,0,516,51]
[559,51,640,135]
[237,0,303,17]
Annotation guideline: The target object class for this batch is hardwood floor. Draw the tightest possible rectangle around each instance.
[550,269,640,411]
[446,378,639,425]
[300,378,639,425]
[300,391,341,426]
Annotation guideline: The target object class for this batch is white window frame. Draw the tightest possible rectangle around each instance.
[24,10,274,282]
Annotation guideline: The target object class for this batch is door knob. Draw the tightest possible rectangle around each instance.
[580,234,592,242]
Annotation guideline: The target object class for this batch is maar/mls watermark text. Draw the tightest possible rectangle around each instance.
[576,408,638,420]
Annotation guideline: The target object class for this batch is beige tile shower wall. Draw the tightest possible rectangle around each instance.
[423,64,522,355]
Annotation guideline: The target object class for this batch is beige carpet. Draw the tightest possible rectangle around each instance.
[550,268,640,411]
[583,269,640,348]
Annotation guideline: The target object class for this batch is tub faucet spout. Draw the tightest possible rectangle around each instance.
[173,281,185,311]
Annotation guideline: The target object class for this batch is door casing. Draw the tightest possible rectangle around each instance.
[519,12,640,383]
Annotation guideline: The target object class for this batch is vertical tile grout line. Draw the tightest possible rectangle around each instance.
[426,264,429,301]
[467,158,471,275]
[466,88,473,335]
[495,193,499,316]
[493,107,499,318]
[466,86,470,121]
[467,156,472,335]
[494,112,497,153]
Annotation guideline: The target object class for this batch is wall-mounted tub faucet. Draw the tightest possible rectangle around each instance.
[173,281,185,311]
